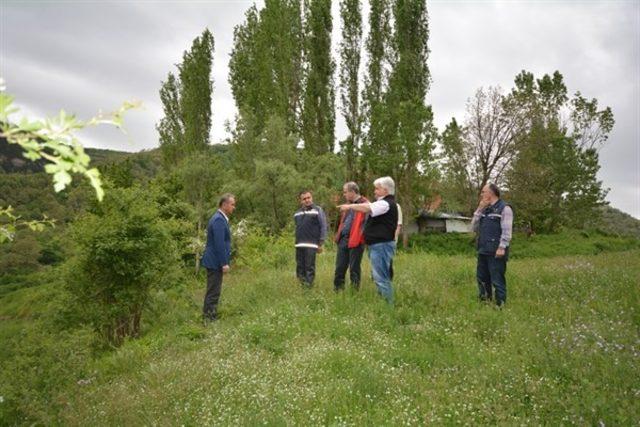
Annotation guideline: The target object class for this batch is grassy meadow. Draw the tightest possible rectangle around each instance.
[1,235,639,425]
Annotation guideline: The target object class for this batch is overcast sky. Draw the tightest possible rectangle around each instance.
[1,0,638,218]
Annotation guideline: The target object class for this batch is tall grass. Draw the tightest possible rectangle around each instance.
[405,229,640,258]
[1,233,638,425]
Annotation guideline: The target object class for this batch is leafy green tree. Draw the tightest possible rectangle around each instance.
[180,29,215,150]
[229,113,297,179]
[301,0,335,155]
[157,73,183,167]
[437,85,524,212]
[570,92,615,150]
[66,186,179,346]
[251,160,305,232]
[229,1,303,136]
[508,122,608,232]
[360,0,391,186]
[505,70,614,232]
[148,174,198,266]
[370,0,437,234]
[228,115,305,231]
[177,151,226,272]
[157,29,214,167]
[260,115,299,165]
[338,0,363,179]
[438,118,476,214]
[100,158,134,188]
[0,229,42,274]
[228,109,261,180]
[297,151,346,225]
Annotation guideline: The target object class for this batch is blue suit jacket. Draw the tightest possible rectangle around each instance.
[200,210,231,270]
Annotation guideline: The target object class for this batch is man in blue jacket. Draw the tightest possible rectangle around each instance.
[294,190,327,287]
[201,193,236,322]
[471,183,513,307]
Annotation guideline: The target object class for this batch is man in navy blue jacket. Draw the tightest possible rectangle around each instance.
[471,184,513,307]
[294,190,327,287]
[201,193,236,321]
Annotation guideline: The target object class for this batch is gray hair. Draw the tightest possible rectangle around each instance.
[487,183,501,198]
[373,176,395,195]
[343,181,360,194]
[218,193,235,207]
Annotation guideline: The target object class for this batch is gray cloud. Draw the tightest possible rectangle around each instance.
[1,0,638,217]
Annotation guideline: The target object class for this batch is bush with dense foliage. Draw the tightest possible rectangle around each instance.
[64,186,181,346]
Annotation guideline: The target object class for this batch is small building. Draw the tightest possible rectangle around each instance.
[415,211,473,233]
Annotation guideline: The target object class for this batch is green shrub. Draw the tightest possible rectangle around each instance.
[231,220,294,270]
[64,186,180,346]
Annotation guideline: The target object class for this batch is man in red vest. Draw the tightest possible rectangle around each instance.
[333,182,369,291]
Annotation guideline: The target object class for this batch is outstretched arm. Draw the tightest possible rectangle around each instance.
[338,203,372,214]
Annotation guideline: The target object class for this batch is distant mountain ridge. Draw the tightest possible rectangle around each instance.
[0,135,138,173]
[593,205,640,238]
[0,134,46,172]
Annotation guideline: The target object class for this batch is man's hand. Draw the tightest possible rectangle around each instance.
[317,246,323,254]
[337,204,351,212]
[222,265,230,273]
[477,200,489,211]
[495,247,505,258]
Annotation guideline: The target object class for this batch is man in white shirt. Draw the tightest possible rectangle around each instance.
[339,176,398,304]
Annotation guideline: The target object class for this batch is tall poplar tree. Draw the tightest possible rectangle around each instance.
[157,29,214,167]
[229,1,303,136]
[301,0,336,155]
[338,0,362,179]
[157,72,183,168]
[360,0,391,185]
[378,0,436,223]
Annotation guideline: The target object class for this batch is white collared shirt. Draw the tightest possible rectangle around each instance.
[369,197,390,217]
[219,209,229,223]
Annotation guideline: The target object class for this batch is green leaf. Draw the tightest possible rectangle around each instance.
[24,151,42,161]
[19,139,41,151]
[53,170,72,192]
[44,164,58,174]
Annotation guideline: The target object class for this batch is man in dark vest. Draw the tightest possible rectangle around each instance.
[339,176,398,303]
[294,190,328,287]
[201,193,236,322]
[333,181,369,291]
[472,183,513,307]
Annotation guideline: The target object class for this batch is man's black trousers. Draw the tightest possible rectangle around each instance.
[333,243,365,290]
[203,268,223,320]
[296,247,317,286]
